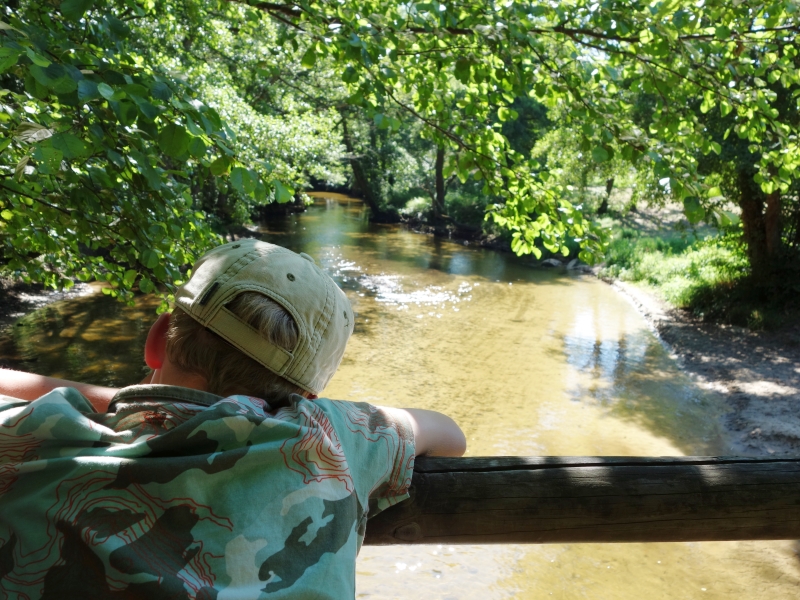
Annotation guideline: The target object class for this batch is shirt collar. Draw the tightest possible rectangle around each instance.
[109,384,223,411]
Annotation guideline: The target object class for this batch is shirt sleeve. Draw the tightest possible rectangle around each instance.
[313,399,416,517]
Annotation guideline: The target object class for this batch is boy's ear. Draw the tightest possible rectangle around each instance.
[144,312,171,369]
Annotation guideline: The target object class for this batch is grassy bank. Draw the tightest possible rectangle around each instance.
[597,217,800,330]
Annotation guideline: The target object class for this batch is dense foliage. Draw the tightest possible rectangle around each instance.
[2,0,798,298]
[0,0,340,301]
[249,1,798,265]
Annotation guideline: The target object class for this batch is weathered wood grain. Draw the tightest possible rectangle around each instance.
[363,456,800,545]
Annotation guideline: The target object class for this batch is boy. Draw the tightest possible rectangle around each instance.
[0,240,466,599]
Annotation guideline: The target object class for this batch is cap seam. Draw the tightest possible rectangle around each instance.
[202,248,273,318]
[294,275,334,387]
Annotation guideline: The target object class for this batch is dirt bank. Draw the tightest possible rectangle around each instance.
[613,280,800,456]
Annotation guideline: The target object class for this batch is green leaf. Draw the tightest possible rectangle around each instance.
[97,82,114,99]
[114,100,138,126]
[230,166,246,195]
[150,81,172,101]
[301,46,317,68]
[497,106,511,122]
[107,16,130,38]
[274,180,293,204]
[138,277,155,294]
[715,26,731,40]
[188,136,206,158]
[60,0,94,20]
[454,58,471,83]
[0,48,21,72]
[140,249,160,269]
[185,114,203,136]
[32,146,63,174]
[242,169,257,195]
[25,48,50,67]
[123,83,148,97]
[210,155,231,176]
[683,197,704,224]
[77,79,99,101]
[123,269,137,287]
[254,179,266,202]
[29,64,53,86]
[106,149,125,169]
[130,149,161,189]
[342,66,359,83]
[157,123,190,158]
[591,146,609,163]
[50,132,90,160]
[1,210,13,220]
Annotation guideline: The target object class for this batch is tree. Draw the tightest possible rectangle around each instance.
[246,0,799,267]
[3,0,799,296]
[0,0,342,301]
[1,0,279,302]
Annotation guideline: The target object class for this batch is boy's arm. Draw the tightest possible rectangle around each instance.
[0,368,118,412]
[398,408,467,457]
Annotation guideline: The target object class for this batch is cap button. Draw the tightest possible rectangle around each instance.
[299,252,316,264]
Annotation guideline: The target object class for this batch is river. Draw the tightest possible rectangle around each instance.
[1,193,797,598]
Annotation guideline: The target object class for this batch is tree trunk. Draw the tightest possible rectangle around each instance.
[764,189,782,259]
[597,177,614,215]
[792,207,800,250]
[433,147,445,222]
[339,112,383,216]
[739,169,770,278]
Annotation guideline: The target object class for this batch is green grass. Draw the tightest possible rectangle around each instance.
[602,232,748,305]
[597,225,799,329]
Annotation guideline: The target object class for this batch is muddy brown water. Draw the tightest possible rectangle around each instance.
[1,193,797,598]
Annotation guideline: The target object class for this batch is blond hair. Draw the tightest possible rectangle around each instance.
[166,292,305,403]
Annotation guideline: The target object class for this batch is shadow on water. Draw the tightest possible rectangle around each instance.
[560,328,723,456]
[0,292,158,387]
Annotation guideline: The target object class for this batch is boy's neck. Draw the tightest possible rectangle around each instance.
[148,360,208,392]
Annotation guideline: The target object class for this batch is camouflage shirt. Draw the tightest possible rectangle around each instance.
[0,384,415,599]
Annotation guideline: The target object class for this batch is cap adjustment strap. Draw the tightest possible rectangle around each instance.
[207,306,293,374]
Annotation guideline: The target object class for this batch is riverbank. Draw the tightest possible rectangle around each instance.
[612,279,800,456]
[0,279,93,333]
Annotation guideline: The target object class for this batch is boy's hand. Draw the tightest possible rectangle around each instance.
[395,408,467,457]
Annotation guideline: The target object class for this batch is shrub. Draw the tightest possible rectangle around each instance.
[399,196,432,220]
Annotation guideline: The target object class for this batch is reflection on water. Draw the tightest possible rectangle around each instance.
[0,288,158,386]
[1,193,798,598]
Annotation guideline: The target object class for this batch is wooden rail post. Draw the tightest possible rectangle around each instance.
[363,456,800,545]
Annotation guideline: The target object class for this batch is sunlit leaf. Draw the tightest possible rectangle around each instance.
[158,123,191,157]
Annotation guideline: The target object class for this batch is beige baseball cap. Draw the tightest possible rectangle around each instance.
[174,239,354,395]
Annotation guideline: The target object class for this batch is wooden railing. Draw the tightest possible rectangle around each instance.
[364,456,800,545]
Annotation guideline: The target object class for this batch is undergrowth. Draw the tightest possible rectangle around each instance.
[600,225,800,330]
